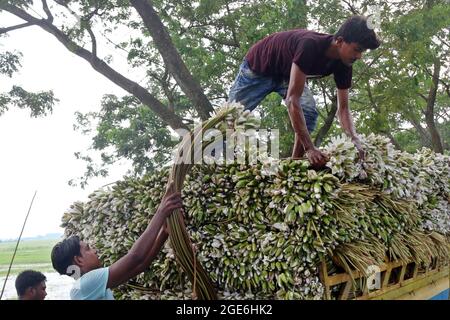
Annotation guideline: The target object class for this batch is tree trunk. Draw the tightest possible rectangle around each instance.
[403,110,432,148]
[314,95,337,147]
[130,0,214,120]
[424,59,444,153]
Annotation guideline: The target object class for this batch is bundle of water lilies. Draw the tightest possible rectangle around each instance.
[62,104,449,300]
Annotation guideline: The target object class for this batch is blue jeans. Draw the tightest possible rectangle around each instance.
[228,59,318,133]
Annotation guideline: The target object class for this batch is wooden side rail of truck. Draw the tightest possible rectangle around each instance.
[319,258,450,300]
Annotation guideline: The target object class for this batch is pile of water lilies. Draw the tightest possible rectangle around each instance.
[62,104,449,300]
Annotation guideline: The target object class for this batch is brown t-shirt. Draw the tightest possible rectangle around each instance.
[246,29,352,89]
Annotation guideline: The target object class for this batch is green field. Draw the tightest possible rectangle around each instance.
[0,239,58,277]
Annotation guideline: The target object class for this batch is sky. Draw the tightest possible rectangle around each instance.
[0,12,133,240]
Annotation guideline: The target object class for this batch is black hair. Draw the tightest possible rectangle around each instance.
[15,270,46,296]
[51,235,81,275]
[334,16,380,50]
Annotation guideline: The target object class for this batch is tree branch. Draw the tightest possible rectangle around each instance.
[437,35,450,49]
[353,52,383,86]
[440,79,450,98]
[341,0,360,15]
[0,22,34,35]
[180,22,214,35]
[81,6,101,57]
[366,81,380,112]
[314,95,337,147]
[202,33,240,48]
[0,3,187,131]
[148,68,177,112]
[366,81,402,149]
[404,109,432,147]
[424,58,443,153]
[349,97,367,105]
[321,83,330,114]
[418,92,428,102]
[41,0,53,23]
[84,6,101,21]
[82,20,97,58]
[130,0,213,120]
[225,1,240,49]
[412,61,450,98]
[435,109,449,123]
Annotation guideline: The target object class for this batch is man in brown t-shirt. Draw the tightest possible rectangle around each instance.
[228,16,380,168]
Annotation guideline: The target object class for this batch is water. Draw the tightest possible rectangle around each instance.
[1,272,75,300]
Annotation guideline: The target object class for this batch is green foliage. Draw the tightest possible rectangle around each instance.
[70,95,177,187]
[314,0,450,151]
[70,0,309,184]
[259,93,295,157]
[134,0,309,103]
[2,0,448,186]
[0,51,22,77]
[0,86,56,117]
[0,40,56,118]
[394,129,423,153]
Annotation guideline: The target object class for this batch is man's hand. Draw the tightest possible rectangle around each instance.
[306,147,329,169]
[336,89,366,161]
[157,183,183,218]
[351,136,366,161]
[107,182,182,289]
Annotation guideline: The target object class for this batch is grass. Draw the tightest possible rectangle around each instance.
[0,239,58,277]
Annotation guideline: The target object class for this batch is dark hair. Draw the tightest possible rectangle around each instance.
[15,270,46,296]
[334,16,380,50]
[51,235,81,275]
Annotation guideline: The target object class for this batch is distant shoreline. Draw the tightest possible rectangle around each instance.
[0,233,63,243]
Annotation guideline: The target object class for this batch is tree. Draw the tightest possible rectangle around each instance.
[308,0,450,153]
[0,0,193,129]
[1,1,310,186]
[2,0,447,187]
[0,47,56,117]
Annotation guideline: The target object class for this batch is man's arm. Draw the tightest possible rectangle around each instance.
[337,89,365,160]
[123,221,171,278]
[286,63,328,166]
[106,186,182,289]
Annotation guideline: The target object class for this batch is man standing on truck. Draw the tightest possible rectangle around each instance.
[228,16,380,168]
